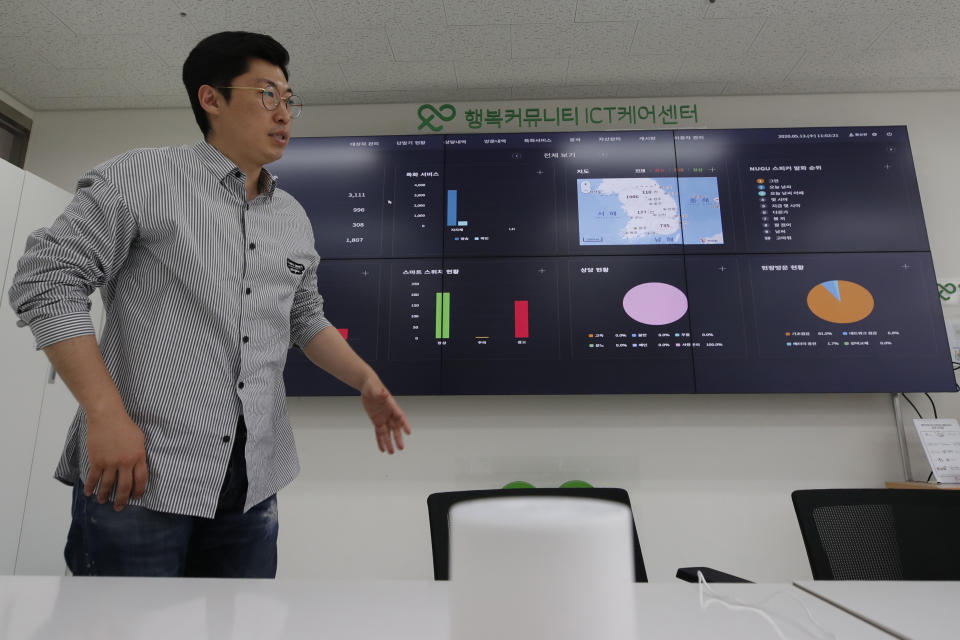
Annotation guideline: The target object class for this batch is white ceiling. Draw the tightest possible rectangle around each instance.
[1,0,959,111]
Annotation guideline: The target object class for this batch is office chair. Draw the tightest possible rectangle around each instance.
[792,488,960,580]
[427,487,648,582]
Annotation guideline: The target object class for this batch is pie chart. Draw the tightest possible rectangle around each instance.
[622,282,688,325]
[806,280,874,324]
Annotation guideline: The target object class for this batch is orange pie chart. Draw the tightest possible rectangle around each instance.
[806,280,874,324]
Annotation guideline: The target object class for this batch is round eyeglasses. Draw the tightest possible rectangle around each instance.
[216,86,303,118]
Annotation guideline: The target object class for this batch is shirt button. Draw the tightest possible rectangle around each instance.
[234,170,241,178]
[222,435,231,443]
[249,242,256,250]
[242,336,249,343]
[245,203,249,210]
[245,287,251,295]
[238,381,245,389]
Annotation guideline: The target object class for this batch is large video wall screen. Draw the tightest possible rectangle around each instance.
[268,126,954,395]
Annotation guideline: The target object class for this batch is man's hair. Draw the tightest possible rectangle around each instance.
[182,31,290,137]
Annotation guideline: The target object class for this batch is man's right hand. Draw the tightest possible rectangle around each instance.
[40,334,147,511]
[84,411,148,511]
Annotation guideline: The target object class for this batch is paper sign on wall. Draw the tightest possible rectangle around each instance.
[913,418,960,484]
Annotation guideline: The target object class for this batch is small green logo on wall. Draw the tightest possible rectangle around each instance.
[939,281,960,304]
[417,103,457,132]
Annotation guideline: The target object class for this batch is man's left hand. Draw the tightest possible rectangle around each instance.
[361,382,411,454]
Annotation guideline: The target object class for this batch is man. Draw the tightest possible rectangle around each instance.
[8,31,410,578]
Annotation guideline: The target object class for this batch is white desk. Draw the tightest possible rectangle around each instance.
[795,580,960,640]
[0,576,890,639]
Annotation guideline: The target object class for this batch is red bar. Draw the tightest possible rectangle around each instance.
[338,328,349,340]
[514,300,529,338]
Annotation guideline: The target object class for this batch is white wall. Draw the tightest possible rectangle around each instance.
[0,162,75,575]
[0,157,28,574]
[17,91,960,581]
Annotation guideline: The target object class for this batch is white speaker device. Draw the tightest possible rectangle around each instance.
[449,496,636,640]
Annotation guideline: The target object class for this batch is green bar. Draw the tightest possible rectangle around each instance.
[442,292,451,339]
[435,292,443,339]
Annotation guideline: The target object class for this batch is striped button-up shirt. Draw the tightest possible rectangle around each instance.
[8,141,331,518]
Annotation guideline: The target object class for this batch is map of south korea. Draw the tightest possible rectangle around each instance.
[576,177,723,246]
[595,178,680,240]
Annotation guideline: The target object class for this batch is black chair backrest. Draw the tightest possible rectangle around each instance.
[792,488,960,580]
[427,487,647,582]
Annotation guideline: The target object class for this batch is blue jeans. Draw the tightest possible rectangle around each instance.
[64,418,279,578]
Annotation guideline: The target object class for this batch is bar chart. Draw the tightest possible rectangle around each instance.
[435,291,451,339]
[438,259,560,360]
[514,300,529,339]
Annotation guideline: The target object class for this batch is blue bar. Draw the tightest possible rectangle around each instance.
[447,190,458,226]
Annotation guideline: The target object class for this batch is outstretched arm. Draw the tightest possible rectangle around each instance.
[302,327,411,454]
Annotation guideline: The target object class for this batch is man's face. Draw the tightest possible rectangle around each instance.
[213,58,293,169]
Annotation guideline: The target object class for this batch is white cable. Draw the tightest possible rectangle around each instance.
[697,571,836,640]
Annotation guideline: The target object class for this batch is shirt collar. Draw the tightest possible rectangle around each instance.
[193,140,278,198]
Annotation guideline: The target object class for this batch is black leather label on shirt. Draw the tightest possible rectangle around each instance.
[286,258,305,275]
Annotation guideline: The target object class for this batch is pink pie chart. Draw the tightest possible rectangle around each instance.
[622,282,688,325]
